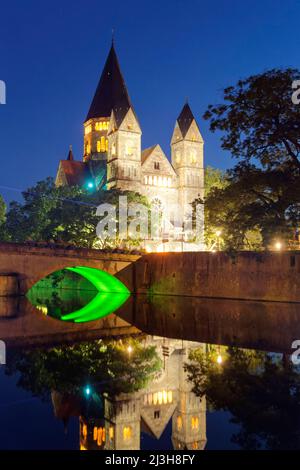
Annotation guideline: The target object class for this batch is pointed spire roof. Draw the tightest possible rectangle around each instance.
[67,145,74,161]
[177,103,196,138]
[86,43,133,126]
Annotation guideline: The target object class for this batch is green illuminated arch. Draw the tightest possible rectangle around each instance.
[65,266,130,294]
[61,292,130,323]
[28,266,130,323]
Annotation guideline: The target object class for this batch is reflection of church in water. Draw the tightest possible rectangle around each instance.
[52,337,206,450]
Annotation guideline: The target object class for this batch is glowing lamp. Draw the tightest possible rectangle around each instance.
[84,386,91,397]
[216,354,223,364]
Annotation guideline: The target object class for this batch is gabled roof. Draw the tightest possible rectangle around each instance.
[86,43,134,127]
[59,160,92,186]
[141,144,177,175]
[141,145,157,164]
[177,103,196,138]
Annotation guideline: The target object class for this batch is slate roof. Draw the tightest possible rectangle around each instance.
[177,103,195,138]
[86,43,134,127]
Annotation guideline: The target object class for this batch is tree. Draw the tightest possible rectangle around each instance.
[203,69,300,249]
[6,339,162,398]
[3,178,150,250]
[0,194,6,239]
[185,346,300,450]
[192,166,228,249]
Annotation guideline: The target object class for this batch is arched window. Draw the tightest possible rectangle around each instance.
[123,426,132,441]
[97,141,101,152]
[101,136,106,152]
[190,149,197,164]
[177,416,183,431]
[126,141,133,156]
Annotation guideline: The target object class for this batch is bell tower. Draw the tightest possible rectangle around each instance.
[171,103,204,208]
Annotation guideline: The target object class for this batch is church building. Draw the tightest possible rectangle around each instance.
[55,42,205,250]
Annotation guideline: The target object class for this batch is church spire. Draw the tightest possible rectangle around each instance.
[85,43,134,126]
[67,145,74,161]
[177,103,196,138]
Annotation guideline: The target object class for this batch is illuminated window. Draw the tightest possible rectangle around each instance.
[158,176,162,186]
[123,426,132,441]
[97,141,101,152]
[163,390,168,404]
[167,391,173,403]
[109,427,114,440]
[144,176,148,185]
[93,427,98,441]
[105,139,108,152]
[86,142,91,154]
[191,417,199,430]
[153,392,158,405]
[158,391,163,405]
[177,416,183,431]
[101,136,106,152]
[149,175,153,185]
[97,427,105,446]
[192,442,199,450]
[190,149,197,164]
[82,424,87,437]
[126,141,133,156]
[85,124,92,135]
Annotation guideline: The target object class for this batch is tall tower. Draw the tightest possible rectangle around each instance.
[171,103,204,208]
[171,347,207,450]
[84,42,142,192]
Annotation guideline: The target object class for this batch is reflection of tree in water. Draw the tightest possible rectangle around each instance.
[185,346,300,450]
[6,339,162,400]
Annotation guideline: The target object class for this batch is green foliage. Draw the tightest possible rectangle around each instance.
[7,339,162,399]
[0,194,6,240]
[185,346,300,449]
[3,178,150,249]
[203,69,300,249]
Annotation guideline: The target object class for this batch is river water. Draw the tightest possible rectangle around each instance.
[0,279,300,450]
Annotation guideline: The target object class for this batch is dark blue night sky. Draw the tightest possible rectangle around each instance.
[0,0,299,202]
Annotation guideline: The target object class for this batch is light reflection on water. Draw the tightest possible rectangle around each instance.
[0,283,300,450]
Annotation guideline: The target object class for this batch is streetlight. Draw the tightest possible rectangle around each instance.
[274,241,282,251]
[86,181,95,190]
[216,354,223,365]
[127,345,133,355]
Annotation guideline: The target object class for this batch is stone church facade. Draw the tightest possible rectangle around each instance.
[55,43,205,250]
[78,337,207,451]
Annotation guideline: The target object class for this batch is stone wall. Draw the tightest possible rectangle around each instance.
[124,251,300,303]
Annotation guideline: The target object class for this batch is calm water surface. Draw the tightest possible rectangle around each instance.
[0,280,300,450]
